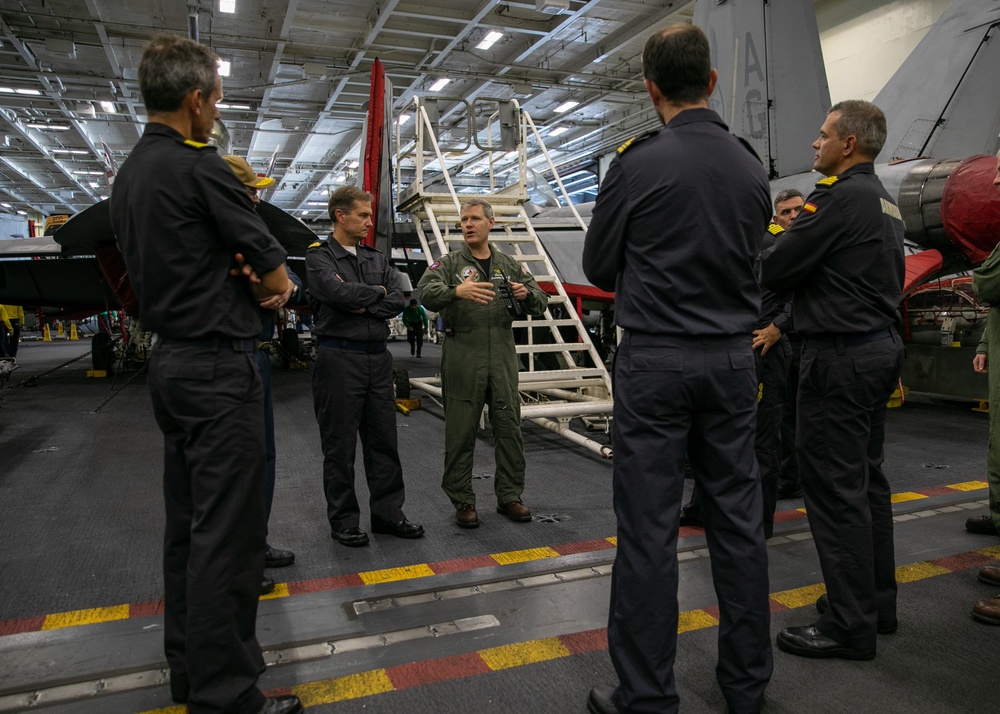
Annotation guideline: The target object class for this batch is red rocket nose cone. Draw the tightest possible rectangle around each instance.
[941,155,1000,266]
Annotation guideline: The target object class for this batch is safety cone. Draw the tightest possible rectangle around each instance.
[43,324,51,341]
[56,321,65,338]
[69,322,79,341]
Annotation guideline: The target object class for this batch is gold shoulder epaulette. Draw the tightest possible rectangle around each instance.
[183,139,209,149]
[767,223,784,235]
[617,137,636,154]
[816,175,839,186]
[308,241,322,249]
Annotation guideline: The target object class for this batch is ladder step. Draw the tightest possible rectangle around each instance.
[512,318,581,328]
[515,343,594,354]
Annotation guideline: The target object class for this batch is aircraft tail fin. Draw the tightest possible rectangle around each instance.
[694,0,831,178]
[876,0,1000,162]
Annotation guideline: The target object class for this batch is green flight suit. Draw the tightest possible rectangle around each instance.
[417,244,549,507]
[973,243,1000,531]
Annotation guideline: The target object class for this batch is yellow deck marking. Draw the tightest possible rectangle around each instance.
[895,561,950,583]
[142,707,185,714]
[771,582,826,609]
[678,609,718,632]
[796,507,808,514]
[948,480,988,491]
[293,669,394,706]
[260,582,289,600]
[491,546,560,565]
[41,604,130,630]
[479,637,571,670]
[891,491,927,503]
[605,536,618,546]
[978,545,1000,558]
[359,564,435,585]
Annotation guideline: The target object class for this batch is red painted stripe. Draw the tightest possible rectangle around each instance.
[0,615,45,636]
[919,486,959,497]
[428,555,498,574]
[387,651,491,690]
[773,510,808,523]
[551,539,616,556]
[930,551,997,572]
[702,605,721,620]
[768,599,791,613]
[130,600,164,618]
[286,574,364,595]
[559,628,608,654]
[678,525,703,537]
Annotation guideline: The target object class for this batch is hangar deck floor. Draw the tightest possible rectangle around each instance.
[0,338,997,713]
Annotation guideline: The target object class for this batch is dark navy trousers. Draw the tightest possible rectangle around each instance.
[312,345,406,529]
[797,331,903,649]
[608,332,772,714]
[149,339,267,714]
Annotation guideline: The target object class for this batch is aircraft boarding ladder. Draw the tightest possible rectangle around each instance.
[395,96,613,457]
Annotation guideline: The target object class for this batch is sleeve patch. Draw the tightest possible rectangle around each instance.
[428,260,441,270]
[802,202,818,214]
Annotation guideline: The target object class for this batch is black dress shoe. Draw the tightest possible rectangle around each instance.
[815,594,898,634]
[331,527,370,547]
[261,575,275,596]
[258,695,304,714]
[587,684,621,714]
[776,625,875,660]
[265,545,295,568]
[777,482,803,499]
[371,515,425,539]
[679,505,703,527]
[966,514,999,535]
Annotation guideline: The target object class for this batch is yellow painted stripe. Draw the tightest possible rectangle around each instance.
[771,582,826,609]
[978,545,1000,558]
[678,609,718,633]
[948,480,989,491]
[796,507,808,514]
[41,604,130,630]
[479,637,571,670]
[605,536,617,546]
[895,561,950,583]
[142,707,185,714]
[491,546,560,565]
[890,491,927,503]
[359,564,435,585]
[260,582,289,600]
[293,669,394,706]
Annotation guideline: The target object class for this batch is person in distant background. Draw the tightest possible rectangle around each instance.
[0,304,23,359]
[0,304,11,358]
[401,298,428,357]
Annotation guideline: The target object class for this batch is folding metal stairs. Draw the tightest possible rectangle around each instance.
[394,96,614,457]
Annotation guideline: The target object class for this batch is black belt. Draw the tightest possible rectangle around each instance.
[317,337,387,353]
[158,337,257,352]
[805,328,894,349]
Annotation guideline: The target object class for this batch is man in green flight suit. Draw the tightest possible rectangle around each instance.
[969,148,1000,624]
[417,198,549,528]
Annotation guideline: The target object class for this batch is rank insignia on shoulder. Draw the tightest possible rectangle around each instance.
[308,241,322,249]
[617,137,636,154]
[816,175,839,186]
[802,202,818,214]
[183,139,209,149]
[767,223,784,235]
[616,131,652,155]
[429,260,441,270]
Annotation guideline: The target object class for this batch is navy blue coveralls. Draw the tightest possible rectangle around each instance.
[760,162,905,650]
[583,108,773,714]
[306,238,408,531]
[111,123,287,714]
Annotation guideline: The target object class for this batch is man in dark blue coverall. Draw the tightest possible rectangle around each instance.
[582,25,772,714]
[111,34,301,714]
[762,100,904,661]
[307,186,424,548]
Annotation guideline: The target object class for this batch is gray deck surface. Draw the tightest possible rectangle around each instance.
[1,337,997,713]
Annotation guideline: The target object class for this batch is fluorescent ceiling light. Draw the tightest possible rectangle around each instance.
[0,87,13,93]
[16,210,27,215]
[26,123,70,131]
[73,170,105,175]
[51,148,88,155]
[397,114,411,126]
[89,181,99,188]
[554,100,579,114]
[549,126,569,136]
[320,188,328,196]
[15,88,41,96]
[476,31,504,50]
[218,59,231,77]
[219,0,236,13]
[1,202,12,208]
[100,195,109,200]
[307,201,326,206]
[349,160,359,169]
[430,78,450,92]
[217,102,251,110]
[99,101,116,114]
[335,175,346,183]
